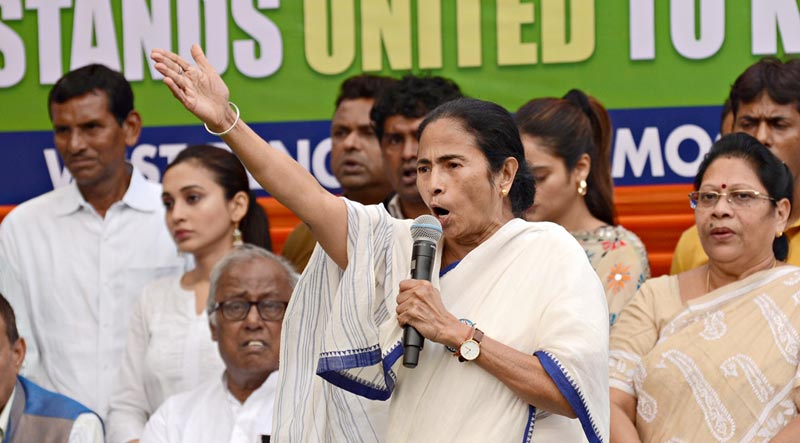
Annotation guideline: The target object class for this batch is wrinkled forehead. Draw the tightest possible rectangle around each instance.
[215,258,292,301]
[738,92,800,116]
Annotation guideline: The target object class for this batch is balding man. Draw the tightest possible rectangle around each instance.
[140,245,297,443]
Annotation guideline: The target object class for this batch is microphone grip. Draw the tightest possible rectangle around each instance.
[403,241,436,368]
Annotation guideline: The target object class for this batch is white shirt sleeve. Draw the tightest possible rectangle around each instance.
[68,413,105,443]
[107,293,152,442]
[139,400,171,443]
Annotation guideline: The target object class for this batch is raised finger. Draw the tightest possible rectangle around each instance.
[161,76,189,107]
[152,60,185,93]
[191,44,214,72]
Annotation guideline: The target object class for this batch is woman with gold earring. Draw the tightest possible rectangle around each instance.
[516,90,650,327]
[107,145,272,443]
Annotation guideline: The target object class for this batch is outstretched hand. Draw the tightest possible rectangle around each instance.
[151,45,233,132]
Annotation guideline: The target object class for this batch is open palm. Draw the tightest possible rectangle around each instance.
[151,44,232,130]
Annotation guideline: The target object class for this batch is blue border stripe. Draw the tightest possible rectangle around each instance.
[522,405,536,443]
[316,341,404,401]
[439,259,461,277]
[534,351,604,443]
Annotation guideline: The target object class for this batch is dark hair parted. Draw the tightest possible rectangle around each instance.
[165,145,273,251]
[335,74,397,107]
[48,64,134,125]
[693,133,794,260]
[729,57,800,116]
[370,75,463,143]
[0,294,19,344]
[418,98,535,218]
[515,89,615,226]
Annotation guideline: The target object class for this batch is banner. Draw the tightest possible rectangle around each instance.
[1,1,798,205]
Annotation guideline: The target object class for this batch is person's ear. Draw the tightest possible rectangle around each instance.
[775,198,791,232]
[498,157,519,195]
[12,338,26,374]
[229,191,249,224]
[209,319,219,342]
[122,110,143,147]
[572,153,592,183]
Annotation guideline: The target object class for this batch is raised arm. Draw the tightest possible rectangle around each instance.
[151,45,348,268]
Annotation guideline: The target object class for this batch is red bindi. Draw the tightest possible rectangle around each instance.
[721,184,727,189]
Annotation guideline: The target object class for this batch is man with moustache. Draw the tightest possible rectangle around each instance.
[0,64,183,418]
[671,57,800,273]
[140,245,297,443]
[282,74,396,272]
[370,75,463,219]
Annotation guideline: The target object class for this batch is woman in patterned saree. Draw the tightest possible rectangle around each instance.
[609,133,800,442]
[515,90,650,327]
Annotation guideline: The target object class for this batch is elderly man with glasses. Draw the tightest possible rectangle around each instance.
[140,245,298,443]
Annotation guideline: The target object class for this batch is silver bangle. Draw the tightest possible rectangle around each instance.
[204,102,240,137]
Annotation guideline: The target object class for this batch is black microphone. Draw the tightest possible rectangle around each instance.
[403,214,443,368]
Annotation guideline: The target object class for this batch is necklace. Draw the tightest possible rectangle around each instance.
[706,259,778,293]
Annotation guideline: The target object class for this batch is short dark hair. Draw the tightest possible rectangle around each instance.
[729,57,800,117]
[165,145,273,251]
[0,294,19,344]
[418,98,534,217]
[335,75,397,107]
[48,64,134,125]
[694,133,794,260]
[515,89,615,226]
[370,75,463,142]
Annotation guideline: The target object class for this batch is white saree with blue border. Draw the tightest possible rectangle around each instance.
[273,200,610,442]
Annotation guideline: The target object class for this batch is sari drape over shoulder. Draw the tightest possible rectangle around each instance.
[609,267,800,443]
[274,200,610,442]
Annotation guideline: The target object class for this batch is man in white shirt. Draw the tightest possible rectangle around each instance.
[0,64,184,419]
[141,245,297,443]
[0,292,103,442]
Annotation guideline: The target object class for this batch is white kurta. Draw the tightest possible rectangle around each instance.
[107,275,226,442]
[0,168,185,418]
[274,200,610,442]
[141,371,278,443]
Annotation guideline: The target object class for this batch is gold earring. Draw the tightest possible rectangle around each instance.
[233,225,243,246]
[501,188,509,197]
[577,179,588,196]
[777,231,784,238]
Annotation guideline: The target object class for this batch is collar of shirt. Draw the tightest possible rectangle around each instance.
[53,166,161,216]
[0,385,16,440]
[386,194,405,219]
[222,370,279,437]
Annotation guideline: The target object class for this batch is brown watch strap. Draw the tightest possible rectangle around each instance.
[472,328,484,344]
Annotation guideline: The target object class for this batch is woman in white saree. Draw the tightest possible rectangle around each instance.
[150,45,610,442]
[609,133,800,442]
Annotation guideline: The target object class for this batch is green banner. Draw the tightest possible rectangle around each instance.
[1,0,799,131]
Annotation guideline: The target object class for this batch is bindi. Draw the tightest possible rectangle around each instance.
[721,184,727,189]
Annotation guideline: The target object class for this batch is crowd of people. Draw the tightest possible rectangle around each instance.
[0,44,797,442]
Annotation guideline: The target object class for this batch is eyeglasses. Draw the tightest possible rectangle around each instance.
[688,190,775,209]
[212,299,288,322]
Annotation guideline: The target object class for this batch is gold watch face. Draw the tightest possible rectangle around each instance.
[460,339,480,361]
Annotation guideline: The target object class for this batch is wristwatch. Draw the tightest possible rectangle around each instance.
[445,318,474,353]
[458,328,484,362]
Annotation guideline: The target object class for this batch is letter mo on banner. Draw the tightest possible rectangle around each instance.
[609,105,723,186]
